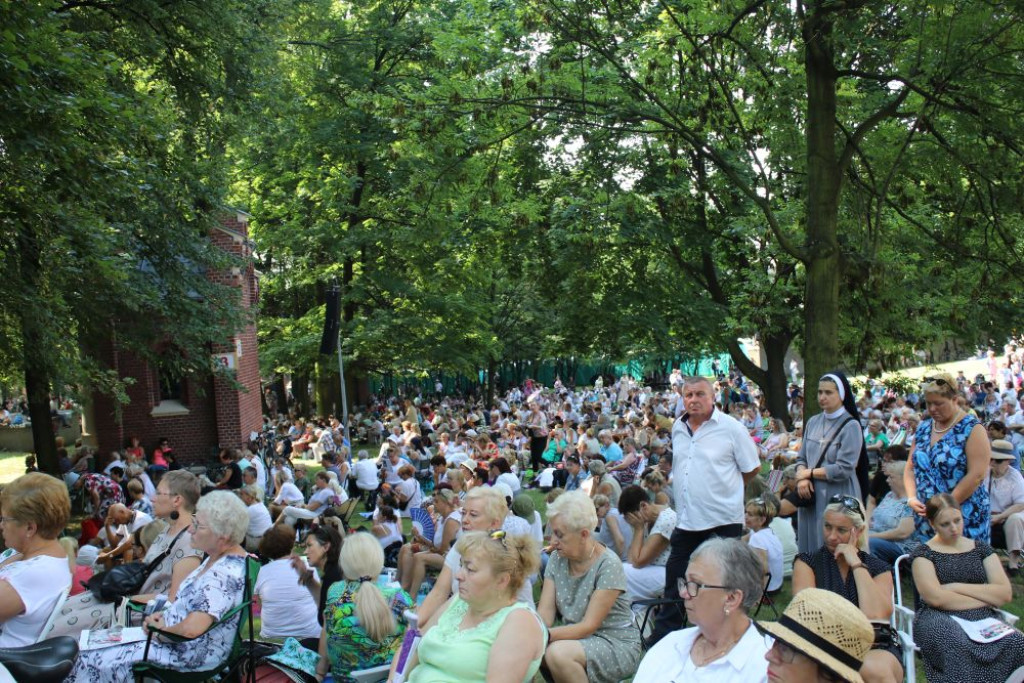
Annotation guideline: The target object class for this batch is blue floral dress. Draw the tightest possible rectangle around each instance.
[913,414,990,543]
[66,554,247,683]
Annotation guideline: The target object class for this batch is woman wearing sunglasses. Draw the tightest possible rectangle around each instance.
[403,530,544,682]
[903,371,991,545]
[792,496,903,683]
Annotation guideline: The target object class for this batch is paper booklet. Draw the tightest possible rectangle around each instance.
[79,626,148,650]
[950,616,1017,644]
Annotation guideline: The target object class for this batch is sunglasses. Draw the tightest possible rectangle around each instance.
[489,529,509,549]
[922,376,951,387]
[829,494,864,517]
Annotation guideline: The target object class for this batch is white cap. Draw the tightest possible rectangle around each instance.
[493,482,514,499]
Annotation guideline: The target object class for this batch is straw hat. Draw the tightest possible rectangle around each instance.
[756,588,873,683]
[991,439,1016,461]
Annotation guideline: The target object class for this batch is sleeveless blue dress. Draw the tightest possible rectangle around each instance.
[912,414,989,543]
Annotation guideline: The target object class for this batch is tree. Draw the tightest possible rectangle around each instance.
[487,0,1024,418]
[0,1,276,473]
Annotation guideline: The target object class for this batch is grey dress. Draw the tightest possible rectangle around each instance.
[546,547,641,683]
[795,411,864,554]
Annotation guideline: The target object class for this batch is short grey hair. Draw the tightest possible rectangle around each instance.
[197,491,248,545]
[691,538,764,612]
[546,491,598,533]
[682,376,714,390]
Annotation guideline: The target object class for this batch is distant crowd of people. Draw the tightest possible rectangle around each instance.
[2,356,1024,681]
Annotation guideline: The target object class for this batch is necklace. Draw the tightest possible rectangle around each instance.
[933,410,963,434]
[692,623,747,666]
[569,543,598,575]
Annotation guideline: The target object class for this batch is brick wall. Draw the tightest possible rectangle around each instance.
[91,211,262,466]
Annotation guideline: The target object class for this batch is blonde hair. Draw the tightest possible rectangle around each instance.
[446,468,466,490]
[1,472,70,538]
[455,531,540,596]
[464,486,507,527]
[57,536,78,573]
[824,501,868,550]
[339,533,396,642]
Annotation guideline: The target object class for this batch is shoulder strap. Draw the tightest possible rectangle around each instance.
[811,416,857,470]
[144,526,190,574]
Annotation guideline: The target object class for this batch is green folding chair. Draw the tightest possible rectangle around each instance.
[132,555,259,683]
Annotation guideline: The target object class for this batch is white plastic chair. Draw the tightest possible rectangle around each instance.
[349,663,390,683]
[894,552,1020,683]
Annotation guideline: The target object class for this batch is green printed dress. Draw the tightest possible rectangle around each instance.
[323,580,412,683]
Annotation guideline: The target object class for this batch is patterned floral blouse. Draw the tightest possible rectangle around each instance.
[324,579,412,683]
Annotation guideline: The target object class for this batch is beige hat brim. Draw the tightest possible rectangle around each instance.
[756,620,866,683]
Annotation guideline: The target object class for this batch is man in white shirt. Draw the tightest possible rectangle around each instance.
[649,376,760,645]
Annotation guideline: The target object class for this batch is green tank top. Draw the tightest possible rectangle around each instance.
[407,598,546,683]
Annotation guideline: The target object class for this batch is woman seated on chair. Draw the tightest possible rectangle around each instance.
[402,530,545,683]
[269,469,305,519]
[292,525,343,628]
[254,524,322,641]
[395,464,424,511]
[52,470,204,638]
[793,495,903,683]
[276,471,340,527]
[396,488,462,597]
[316,532,414,681]
[66,491,250,683]
[416,486,534,624]
[744,494,784,595]
[910,493,1024,683]
[0,473,73,646]
[616,484,676,603]
[539,490,641,683]
[633,539,770,683]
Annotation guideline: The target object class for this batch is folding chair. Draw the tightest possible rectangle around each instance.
[629,596,686,650]
[132,555,260,683]
[752,572,779,618]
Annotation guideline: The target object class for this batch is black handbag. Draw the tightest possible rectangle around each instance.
[787,416,856,509]
[87,527,188,602]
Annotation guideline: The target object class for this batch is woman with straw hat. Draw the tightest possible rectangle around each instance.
[757,588,874,682]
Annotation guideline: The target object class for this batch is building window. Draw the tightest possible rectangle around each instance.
[151,362,190,418]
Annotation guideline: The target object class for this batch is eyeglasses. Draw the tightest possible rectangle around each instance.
[0,516,18,525]
[190,519,207,532]
[770,639,803,664]
[829,494,864,517]
[678,578,733,598]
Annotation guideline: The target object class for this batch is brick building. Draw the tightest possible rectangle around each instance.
[87,211,262,465]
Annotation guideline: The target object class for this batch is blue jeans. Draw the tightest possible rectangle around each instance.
[869,537,906,567]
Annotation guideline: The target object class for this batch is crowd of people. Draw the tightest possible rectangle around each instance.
[2,358,1024,682]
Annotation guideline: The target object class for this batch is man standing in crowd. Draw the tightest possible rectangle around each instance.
[649,376,760,644]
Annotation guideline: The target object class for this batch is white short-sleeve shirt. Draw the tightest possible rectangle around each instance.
[650,508,678,566]
[748,528,784,591]
[671,409,760,530]
[0,555,72,646]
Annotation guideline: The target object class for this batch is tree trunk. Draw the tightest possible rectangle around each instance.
[801,9,842,422]
[18,223,59,475]
[292,372,310,417]
[725,330,793,427]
